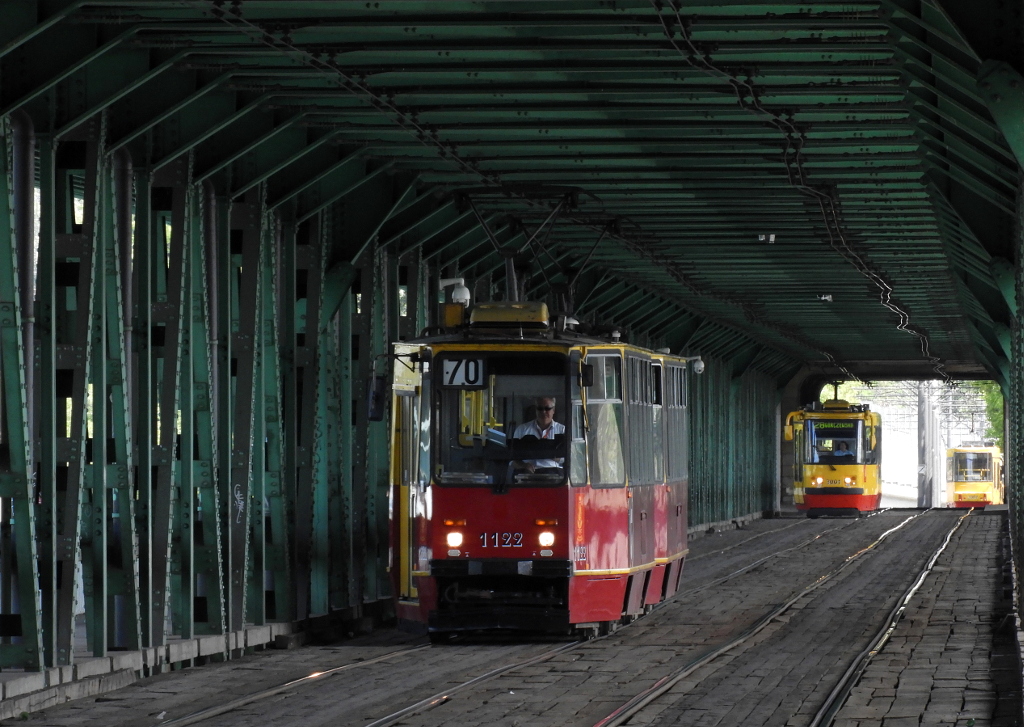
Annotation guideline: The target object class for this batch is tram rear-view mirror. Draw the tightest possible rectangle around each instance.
[783,425,793,441]
[580,364,595,387]
[367,375,388,422]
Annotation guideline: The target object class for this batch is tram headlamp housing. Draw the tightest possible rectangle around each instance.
[844,477,854,485]
[815,477,823,484]
[446,532,463,548]
[538,531,555,547]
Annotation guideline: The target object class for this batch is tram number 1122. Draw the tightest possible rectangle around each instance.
[480,532,523,547]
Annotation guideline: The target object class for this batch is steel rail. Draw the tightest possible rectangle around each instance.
[362,640,583,727]
[808,509,974,727]
[157,644,431,727]
[671,509,892,600]
[362,515,892,727]
[592,509,931,727]
[685,518,812,563]
[162,510,898,727]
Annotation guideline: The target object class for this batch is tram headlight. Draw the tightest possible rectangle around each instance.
[446,532,463,548]
[844,477,854,485]
[815,477,824,485]
[538,531,555,547]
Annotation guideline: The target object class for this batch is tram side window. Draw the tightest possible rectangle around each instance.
[570,355,588,486]
[862,425,878,465]
[627,357,655,485]
[652,363,664,483]
[587,355,625,487]
[664,364,687,481]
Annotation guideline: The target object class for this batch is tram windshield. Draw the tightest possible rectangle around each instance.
[951,452,992,482]
[433,352,569,487]
[807,419,863,464]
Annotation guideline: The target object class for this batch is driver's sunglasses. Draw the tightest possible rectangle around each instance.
[537,406,554,412]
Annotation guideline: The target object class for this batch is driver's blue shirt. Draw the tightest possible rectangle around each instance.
[513,420,565,469]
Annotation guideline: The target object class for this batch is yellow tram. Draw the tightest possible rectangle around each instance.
[946,444,1003,508]
[785,398,882,517]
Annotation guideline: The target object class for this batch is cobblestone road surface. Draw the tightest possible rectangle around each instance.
[8,509,1015,727]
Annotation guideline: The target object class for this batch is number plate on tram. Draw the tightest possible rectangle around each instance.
[442,359,485,387]
[479,532,523,547]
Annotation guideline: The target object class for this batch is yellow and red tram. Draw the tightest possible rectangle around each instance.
[388,301,696,638]
[946,445,1003,508]
[785,398,882,517]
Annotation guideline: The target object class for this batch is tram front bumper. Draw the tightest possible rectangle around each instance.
[429,606,571,634]
[429,558,573,634]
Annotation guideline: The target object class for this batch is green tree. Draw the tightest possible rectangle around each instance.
[975,381,1004,449]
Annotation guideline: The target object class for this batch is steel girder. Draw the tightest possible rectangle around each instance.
[0,0,1021,672]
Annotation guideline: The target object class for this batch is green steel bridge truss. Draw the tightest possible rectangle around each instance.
[0,0,1019,671]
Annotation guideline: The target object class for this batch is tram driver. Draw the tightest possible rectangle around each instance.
[512,396,566,473]
[834,441,854,457]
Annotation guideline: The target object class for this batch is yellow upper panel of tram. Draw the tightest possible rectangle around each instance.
[469,301,549,327]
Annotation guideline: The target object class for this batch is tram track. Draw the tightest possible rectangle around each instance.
[808,510,974,727]
[589,510,934,727]
[356,512,912,727]
[159,645,432,727]
[108,509,941,727]
[147,514,885,727]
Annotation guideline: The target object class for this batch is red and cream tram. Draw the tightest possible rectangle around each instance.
[387,301,698,638]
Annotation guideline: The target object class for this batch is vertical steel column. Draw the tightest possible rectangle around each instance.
[279,213,301,622]
[324,315,345,610]
[133,168,155,648]
[213,190,233,633]
[349,256,368,609]
[226,191,264,632]
[364,248,391,603]
[192,184,225,636]
[277,212,299,624]
[1010,182,1024,585]
[9,112,33,463]
[50,130,101,665]
[34,133,56,665]
[149,162,190,648]
[334,290,354,610]
[170,177,197,640]
[82,124,110,657]
[0,117,44,669]
[245,204,274,628]
[259,212,289,623]
[106,149,141,652]
[297,216,327,615]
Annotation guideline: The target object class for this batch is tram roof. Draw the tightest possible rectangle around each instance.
[3,1,1020,386]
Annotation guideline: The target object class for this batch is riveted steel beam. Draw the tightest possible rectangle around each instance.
[0,116,45,670]
[225,190,265,632]
[147,160,191,649]
[189,183,225,636]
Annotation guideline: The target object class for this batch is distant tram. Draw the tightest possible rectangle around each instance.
[386,300,698,639]
[785,397,882,517]
[946,445,1003,508]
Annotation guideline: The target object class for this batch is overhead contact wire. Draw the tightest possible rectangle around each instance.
[204,1,824,366]
[650,1,946,380]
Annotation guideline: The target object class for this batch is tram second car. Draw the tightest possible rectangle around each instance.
[946,444,1003,508]
[785,397,882,517]
[388,301,696,637]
